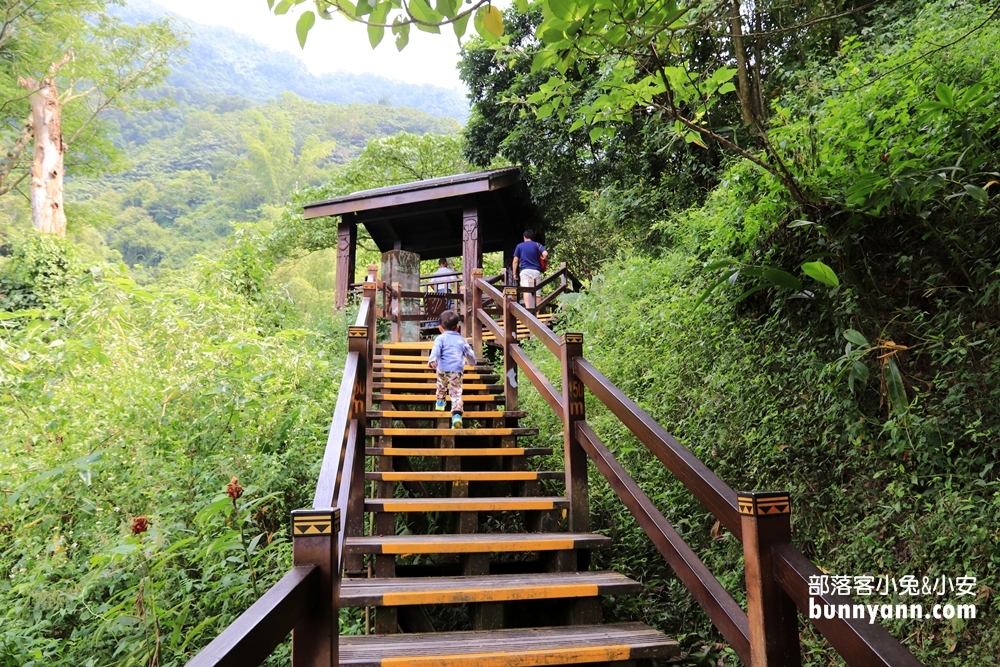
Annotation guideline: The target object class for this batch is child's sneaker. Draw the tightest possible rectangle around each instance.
[435,399,447,411]
[451,413,463,429]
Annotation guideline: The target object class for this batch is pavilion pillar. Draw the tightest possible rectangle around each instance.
[382,250,420,342]
[334,220,357,310]
[462,204,481,328]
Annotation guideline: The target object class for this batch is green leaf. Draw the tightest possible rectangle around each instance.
[452,10,471,40]
[435,0,459,16]
[762,268,803,291]
[589,126,604,143]
[549,0,575,20]
[274,0,295,15]
[393,20,410,50]
[885,357,908,414]
[801,261,840,287]
[368,2,390,47]
[704,259,736,271]
[409,0,443,24]
[844,329,870,347]
[513,0,529,11]
[935,82,954,108]
[964,183,989,204]
[693,269,739,309]
[296,10,316,48]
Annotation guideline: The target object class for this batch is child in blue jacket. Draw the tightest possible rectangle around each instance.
[427,310,477,428]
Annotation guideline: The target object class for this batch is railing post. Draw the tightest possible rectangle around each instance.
[471,269,484,354]
[291,508,340,667]
[366,264,378,283]
[559,262,568,292]
[560,333,588,533]
[346,325,369,575]
[502,287,519,412]
[738,491,802,667]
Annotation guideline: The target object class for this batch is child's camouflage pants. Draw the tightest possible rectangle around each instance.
[436,371,464,414]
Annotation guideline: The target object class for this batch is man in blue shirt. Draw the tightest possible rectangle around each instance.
[512,229,548,306]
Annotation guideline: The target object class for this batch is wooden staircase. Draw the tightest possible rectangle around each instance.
[338,341,680,666]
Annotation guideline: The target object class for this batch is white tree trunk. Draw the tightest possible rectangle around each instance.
[19,75,67,237]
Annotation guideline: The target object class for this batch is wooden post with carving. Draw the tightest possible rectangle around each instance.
[739,491,802,667]
[471,269,484,354]
[291,508,340,667]
[560,333,588,533]
[390,283,402,344]
[334,221,357,310]
[363,280,377,411]
[462,204,480,328]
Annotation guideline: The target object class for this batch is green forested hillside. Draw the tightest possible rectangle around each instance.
[115,2,469,122]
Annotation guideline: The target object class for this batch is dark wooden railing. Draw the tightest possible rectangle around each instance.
[188,281,376,667]
[472,276,924,667]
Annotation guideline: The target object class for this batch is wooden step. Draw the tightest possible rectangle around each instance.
[378,342,441,350]
[340,571,641,607]
[339,622,679,666]
[366,410,526,419]
[366,471,563,482]
[373,383,503,392]
[366,447,551,457]
[345,532,611,555]
[374,372,499,381]
[365,496,569,513]
[367,428,538,437]
[375,362,491,371]
[374,394,503,403]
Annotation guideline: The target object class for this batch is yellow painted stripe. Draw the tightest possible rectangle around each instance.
[373,448,527,456]
[376,395,499,401]
[378,372,489,380]
[381,645,632,667]
[374,428,517,436]
[380,342,438,349]
[380,583,599,606]
[378,383,497,390]
[380,538,576,554]
[372,411,505,419]
[374,499,557,512]
[377,472,538,481]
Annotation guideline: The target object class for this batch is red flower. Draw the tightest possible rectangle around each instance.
[131,516,149,536]
[226,477,244,500]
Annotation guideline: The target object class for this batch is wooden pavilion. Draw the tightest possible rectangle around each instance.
[302,167,540,313]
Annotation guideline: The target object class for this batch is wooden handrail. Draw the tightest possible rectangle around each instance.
[508,300,562,357]
[312,351,360,509]
[476,308,504,342]
[572,357,743,539]
[509,343,561,416]
[333,420,359,569]
[576,422,752,665]
[534,283,567,313]
[477,278,504,306]
[187,566,320,667]
[529,266,567,292]
[772,545,924,667]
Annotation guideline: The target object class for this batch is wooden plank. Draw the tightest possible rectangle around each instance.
[367,428,538,437]
[365,497,569,512]
[340,571,641,607]
[573,358,743,539]
[379,342,437,350]
[575,421,751,664]
[312,353,359,509]
[339,623,679,667]
[366,471,562,482]
[366,410,525,419]
[375,373,498,382]
[187,566,318,667]
[365,447,551,457]
[345,532,612,555]
[508,302,562,357]
[373,394,502,403]
[773,544,925,667]
[373,383,502,391]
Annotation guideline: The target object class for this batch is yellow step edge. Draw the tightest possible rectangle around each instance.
[370,411,506,419]
[380,538,577,554]
[375,395,500,401]
[369,499,562,512]
[381,583,599,606]
[370,448,529,456]
[377,383,499,390]
[374,471,539,481]
[372,428,521,436]
[382,645,632,667]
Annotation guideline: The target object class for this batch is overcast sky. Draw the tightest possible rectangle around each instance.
[153,0,467,90]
